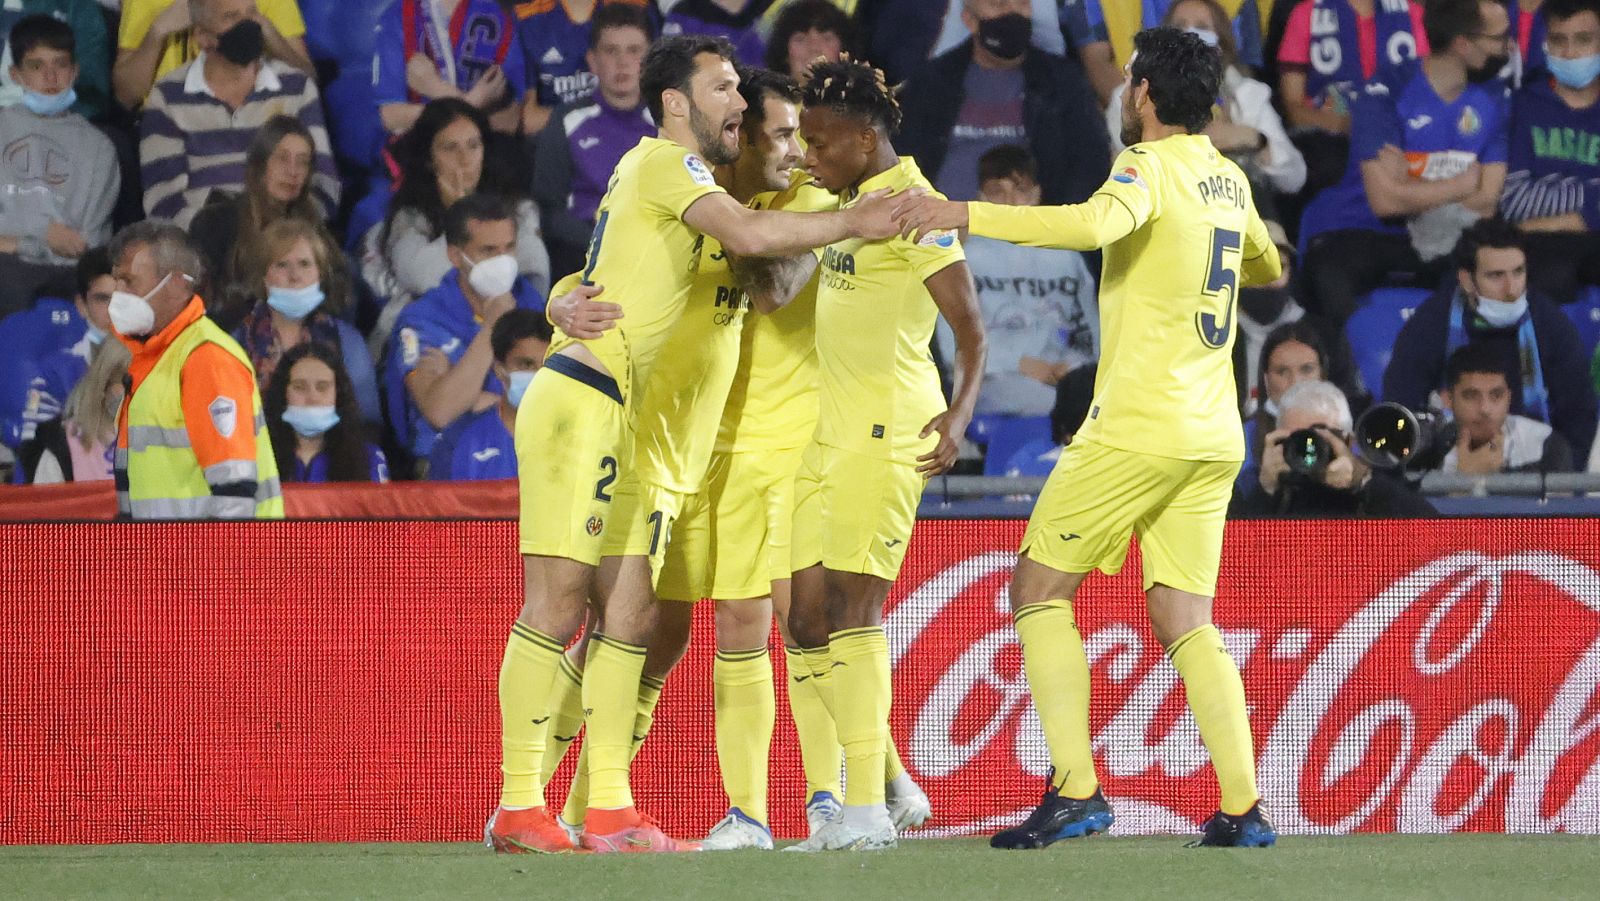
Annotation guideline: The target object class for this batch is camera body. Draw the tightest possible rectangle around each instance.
[1282,427,1335,480]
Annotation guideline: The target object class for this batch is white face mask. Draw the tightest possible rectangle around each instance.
[463,253,519,299]
[108,272,185,337]
[1474,293,1528,328]
[1185,26,1220,47]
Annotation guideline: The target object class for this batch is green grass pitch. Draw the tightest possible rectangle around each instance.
[6,836,1597,900]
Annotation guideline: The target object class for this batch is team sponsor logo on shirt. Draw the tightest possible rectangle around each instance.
[683,154,717,187]
[1407,114,1433,130]
[579,136,601,150]
[400,327,421,366]
[472,448,501,462]
[918,228,958,248]
[1111,167,1147,190]
[1457,106,1482,137]
[541,46,564,65]
[209,396,238,438]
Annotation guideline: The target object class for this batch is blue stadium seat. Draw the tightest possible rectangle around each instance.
[1346,288,1431,398]
[1561,286,1600,362]
[967,414,1052,476]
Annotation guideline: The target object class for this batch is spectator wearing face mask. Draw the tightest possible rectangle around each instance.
[1385,216,1597,459]
[385,193,546,470]
[1500,0,1600,300]
[0,0,112,119]
[138,0,338,229]
[112,0,311,110]
[429,308,549,480]
[898,0,1108,204]
[264,342,389,483]
[231,217,380,425]
[0,15,119,316]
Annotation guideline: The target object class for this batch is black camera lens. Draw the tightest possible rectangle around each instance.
[1354,402,1441,470]
[1283,427,1334,478]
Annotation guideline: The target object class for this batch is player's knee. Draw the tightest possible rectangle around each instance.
[1145,583,1213,649]
[824,572,888,630]
[714,597,773,651]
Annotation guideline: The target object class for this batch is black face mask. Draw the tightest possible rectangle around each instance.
[977,13,1032,61]
[216,18,265,66]
[1467,53,1510,83]
[1240,286,1292,324]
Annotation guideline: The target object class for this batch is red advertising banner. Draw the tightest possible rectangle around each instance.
[2,518,1598,844]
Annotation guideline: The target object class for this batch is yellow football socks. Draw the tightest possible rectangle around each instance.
[1169,624,1259,816]
[1014,600,1099,799]
[828,627,891,808]
[565,673,664,823]
[800,642,907,786]
[582,635,647,810]
[784,646,842,799]
[498,623,566,808]
[540,655,586,783]
[714,648,776,824]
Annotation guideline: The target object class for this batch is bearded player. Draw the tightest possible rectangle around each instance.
[895,26,1281,849]
[486,34,897,854]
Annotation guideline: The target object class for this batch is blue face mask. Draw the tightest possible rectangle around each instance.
[282,404,340,438]
[507,369,536,407]
[266,282,325,320]
[22,86,76,116]
[85,323,108,346]
[1547,51,1600,89]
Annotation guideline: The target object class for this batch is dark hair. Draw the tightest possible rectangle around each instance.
[492,309,553,362]
[1543,0,1600,24]
[1129,26,1221,134]
[736,65,802,131]
[444,193,517,248]
[382,98,504,251]
[1445,341,1513,389]
[1454,217,1526,272]
[264,343,373,483]
[588,2,653,50]
[1425,0,1495,54]
[765,0,858,76]
[1257,320,1331,406]
[8,14,74,64]
[75,247,112,298]
[978,144,1037,186]
[800,55,902,132]
[641,34,738,124]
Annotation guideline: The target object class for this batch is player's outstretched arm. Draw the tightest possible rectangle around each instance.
[683,190,900,258]
[917,260,987,477]
[894,192,1145,253]
[729,252,819,314]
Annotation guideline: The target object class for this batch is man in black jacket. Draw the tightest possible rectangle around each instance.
[895,0,1109,205]
[1382,218,1597,461]
[1234,379,1438,518]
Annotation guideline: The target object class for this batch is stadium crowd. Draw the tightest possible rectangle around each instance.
[4,0,1600,511]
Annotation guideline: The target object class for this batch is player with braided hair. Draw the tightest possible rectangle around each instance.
[768,54,987,852]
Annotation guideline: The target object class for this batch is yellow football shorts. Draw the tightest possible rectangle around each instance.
[1019,439,1240,597]
[791,442,922,582]
[668,444,809,602]
[516,357,629,563]
[602,471,688,588]
[656,488,711,602]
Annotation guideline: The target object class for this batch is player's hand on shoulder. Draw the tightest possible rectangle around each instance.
[848,188,902,241]
[916,409,967,477]
[549,281,622,339]
[893,189,967,243]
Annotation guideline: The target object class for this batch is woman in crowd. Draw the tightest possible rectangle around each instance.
[23,338,129,484]
[263,343,389,484]
[1240,321,1337,493]
[188,116,335,330]
[365,98,548,344]
[764,0,856,81]
[1106,0,1305,215]
[233,217,381,424]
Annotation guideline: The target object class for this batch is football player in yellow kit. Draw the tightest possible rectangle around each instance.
[895,27,1282,849]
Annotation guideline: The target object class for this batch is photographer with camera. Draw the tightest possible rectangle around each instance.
[1234,380,1438,518]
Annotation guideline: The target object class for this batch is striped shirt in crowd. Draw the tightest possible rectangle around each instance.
[138,54,341,229]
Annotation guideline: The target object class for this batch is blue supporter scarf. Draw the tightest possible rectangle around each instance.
[1446,292,1550,423]
[1305,0,1420,111]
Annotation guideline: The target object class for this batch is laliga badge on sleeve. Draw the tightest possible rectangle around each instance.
[209,396,238,438]
[1111,166,1147,190]
[918,228,958,248]
[683,153,717,187]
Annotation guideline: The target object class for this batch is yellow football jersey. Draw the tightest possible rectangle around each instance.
[814,157,965,464]
[550,136,727,404]
[968,134,1281,462]
[632,233,750,493]
[714,178,838,453]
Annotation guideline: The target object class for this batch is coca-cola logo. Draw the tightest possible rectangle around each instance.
[885,529,1600,837]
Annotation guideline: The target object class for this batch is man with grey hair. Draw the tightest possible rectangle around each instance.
[138,0,337,227]
[108,221,282,519]
[1235,379,1436,518]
